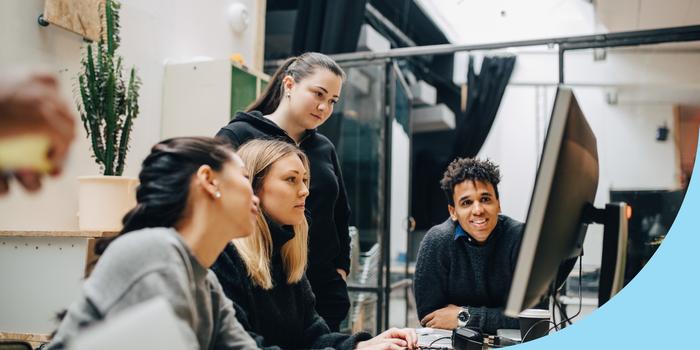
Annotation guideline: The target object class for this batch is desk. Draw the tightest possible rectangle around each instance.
[0,230,116,335]
[417,328,524,349]
[417,327,452,348]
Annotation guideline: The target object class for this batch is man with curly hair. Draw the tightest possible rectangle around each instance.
[413,157,523,334]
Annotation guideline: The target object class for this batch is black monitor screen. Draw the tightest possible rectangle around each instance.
[609,189,684,284]
[505,87,599,317]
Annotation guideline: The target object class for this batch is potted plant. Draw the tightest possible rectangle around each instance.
[76,0,140,231]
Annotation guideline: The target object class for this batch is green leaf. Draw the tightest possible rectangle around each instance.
[103,67,116,175]
[105,0,115,55]
[117,67,141,175]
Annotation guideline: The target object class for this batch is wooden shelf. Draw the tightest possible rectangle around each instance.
[0,331,51,348]
[0,230,118,238]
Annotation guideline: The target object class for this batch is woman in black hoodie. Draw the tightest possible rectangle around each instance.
[211,139,416,350]
[215,52,351,331]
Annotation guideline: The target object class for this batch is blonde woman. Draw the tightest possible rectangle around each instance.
[212,139,416,350]
[216,52,351,331]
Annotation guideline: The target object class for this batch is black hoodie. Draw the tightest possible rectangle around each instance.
[210,218,370,349]
[216,111,351,277]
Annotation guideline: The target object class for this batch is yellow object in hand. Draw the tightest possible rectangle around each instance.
[0,135,52,173]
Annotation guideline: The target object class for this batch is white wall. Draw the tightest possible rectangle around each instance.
[0,0,262,230]
[478,86,543,222]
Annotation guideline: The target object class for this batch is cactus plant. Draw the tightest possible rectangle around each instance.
[76,0,140,176]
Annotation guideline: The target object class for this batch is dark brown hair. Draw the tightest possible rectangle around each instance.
[95,137,235,254]
[440,157,501,205]
[246,52,346,115]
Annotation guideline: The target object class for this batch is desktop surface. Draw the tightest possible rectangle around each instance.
[416,327,523,349]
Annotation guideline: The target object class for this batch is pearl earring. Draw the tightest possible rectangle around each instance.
[286,92,291,98]
[215,191,222,199]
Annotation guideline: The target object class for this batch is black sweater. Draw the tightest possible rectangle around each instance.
[211,219,371,349]
[413,215,523,334]
[216,111,351,277]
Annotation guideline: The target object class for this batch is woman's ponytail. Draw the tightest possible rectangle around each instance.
[246,57,296,115]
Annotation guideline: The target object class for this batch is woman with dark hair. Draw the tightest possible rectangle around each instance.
[216,52,351,331]
[212,139,417,350]
[45,137,260,350]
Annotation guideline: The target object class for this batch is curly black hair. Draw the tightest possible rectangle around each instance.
[440,157,501,205]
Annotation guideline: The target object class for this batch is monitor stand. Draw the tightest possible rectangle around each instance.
[583,202,630,306]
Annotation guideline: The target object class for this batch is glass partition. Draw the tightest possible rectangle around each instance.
[320,60,416,332]
[388,62,412,328]
[320,62,387,333]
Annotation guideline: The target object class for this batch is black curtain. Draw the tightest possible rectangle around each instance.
[293,0,368,149]
[452,55,516,159]
[452,56,515,159]
[292,0,368,55]
[411,55,516,231]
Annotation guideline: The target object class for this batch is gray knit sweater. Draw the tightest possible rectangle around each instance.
[46,227,258,350]
[413,215,523,334]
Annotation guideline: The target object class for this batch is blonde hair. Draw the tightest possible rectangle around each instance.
[233,139,310,289]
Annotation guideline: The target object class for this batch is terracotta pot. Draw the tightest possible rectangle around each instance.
[78,176,138,231]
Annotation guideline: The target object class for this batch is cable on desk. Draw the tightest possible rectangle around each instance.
[521,319,557,342]
[553,291,571,328]
[549,255,583,333]
[428,336,451,348]
[551,291,561,331]
[521,255,583,342]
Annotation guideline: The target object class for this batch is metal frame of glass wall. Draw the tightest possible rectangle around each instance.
[318,58,414,334]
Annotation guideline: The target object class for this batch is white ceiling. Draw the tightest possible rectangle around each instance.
[417,0,597,45]
[419,0,700,44]
[595,0,700,32]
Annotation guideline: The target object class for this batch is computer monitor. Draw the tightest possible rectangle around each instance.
[505,87,600,317]
[610,189,683,284]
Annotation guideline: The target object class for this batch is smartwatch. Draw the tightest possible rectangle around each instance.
[457,307,470,327]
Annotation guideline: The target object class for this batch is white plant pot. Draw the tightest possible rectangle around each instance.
[78,176,138,231]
